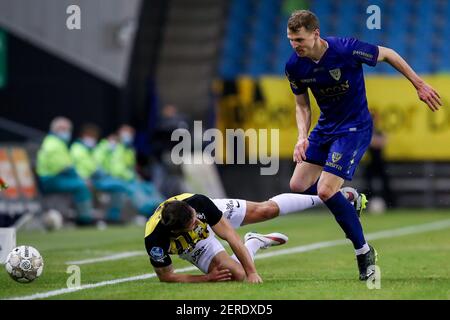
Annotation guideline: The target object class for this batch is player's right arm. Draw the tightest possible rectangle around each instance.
[153,264,232,283]
[146,226,232,283]
[293,93,312,163]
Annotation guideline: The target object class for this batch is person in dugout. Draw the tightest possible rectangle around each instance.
[94,124,164,218]
[70,123,129,223]
[36,116,94,225]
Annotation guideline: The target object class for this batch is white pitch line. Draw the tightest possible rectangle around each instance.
[7,266,197,301]
[66,251,145,265]
[7,218,450,300]
[255,218,450,259]
[67,219,450,265]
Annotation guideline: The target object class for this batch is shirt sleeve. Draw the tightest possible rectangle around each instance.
[185,194,222,227]
[285,65,308,95]
[145,235,172,268]
[343,37,379,67]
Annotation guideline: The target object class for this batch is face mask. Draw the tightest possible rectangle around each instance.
[56,131,71,142]
[82,137,97,148]
[108,141,117,150]
[120,132,133,145]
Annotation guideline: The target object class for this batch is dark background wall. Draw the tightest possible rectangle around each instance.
[0,32,123,139]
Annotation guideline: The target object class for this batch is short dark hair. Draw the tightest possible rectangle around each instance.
[287,10,320,33]
[161,200,194,230]
[80,123,100,138]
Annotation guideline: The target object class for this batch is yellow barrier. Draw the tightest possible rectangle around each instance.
[365,75,450,160]
[216,75,450,160]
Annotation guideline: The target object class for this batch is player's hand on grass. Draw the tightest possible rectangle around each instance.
[206,266,232,282]
[293,138,309,163]
[246,272,263,284]
[417,82,442,112]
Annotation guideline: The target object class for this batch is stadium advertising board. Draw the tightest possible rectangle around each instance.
[217,76,450,160]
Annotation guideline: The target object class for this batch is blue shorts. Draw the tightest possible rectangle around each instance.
[305,127,373,181]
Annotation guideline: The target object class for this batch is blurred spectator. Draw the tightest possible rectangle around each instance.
[94,133,119,177]
[70,123,101,180]
[152,104,189,162]
[151,104,189,196]
[70,124,128,223]
[96,124,164,217]
[36,117,93,225]
[111,125,137,181]
[364,113,395,208]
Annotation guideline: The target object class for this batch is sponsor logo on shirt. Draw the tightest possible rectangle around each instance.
[300,78,317,83]
[313,67,325,73]
[352,50,374,60]
[196,212,206,220]
[318,80,350,97]
[326,161,343,171]
[150,247,166,262]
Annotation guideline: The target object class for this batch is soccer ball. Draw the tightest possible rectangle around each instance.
[368,197,386,215]
[4,246,44,283]
[42,209,63,231]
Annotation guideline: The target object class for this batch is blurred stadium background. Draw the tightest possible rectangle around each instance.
[0,0,449,227]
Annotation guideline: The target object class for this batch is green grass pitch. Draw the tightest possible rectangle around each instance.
[1,210,449,300]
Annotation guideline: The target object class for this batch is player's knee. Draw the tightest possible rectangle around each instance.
[232,268,246,282]
[289,178,307,193]
[318,185,334,201]
[256,202,278,220]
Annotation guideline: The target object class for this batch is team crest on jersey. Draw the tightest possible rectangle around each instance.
[332,152,342,163]
[329,68,341,81]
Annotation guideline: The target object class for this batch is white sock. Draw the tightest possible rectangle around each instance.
[231,239,262,263]
[355,243,370,255]
[269,193,323,215]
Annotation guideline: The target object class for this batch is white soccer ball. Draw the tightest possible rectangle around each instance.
[4,246,44,283]
[42,209,63,231]
[368,197,387,215]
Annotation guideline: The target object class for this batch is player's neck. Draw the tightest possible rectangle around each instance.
[308,38,328,63]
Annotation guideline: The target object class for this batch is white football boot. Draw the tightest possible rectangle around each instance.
[340,186,368,217]
[340,186,358,202]
[244,232,288,249]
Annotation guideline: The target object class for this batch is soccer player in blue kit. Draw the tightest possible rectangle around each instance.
[285,10,442,280]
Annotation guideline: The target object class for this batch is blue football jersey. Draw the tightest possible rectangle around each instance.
[285,37,379,135]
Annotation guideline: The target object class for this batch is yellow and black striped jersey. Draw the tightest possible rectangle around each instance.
[144,193,222,268]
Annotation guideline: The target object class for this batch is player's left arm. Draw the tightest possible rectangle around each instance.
[211,217,262,284]
[377,46,442,112]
